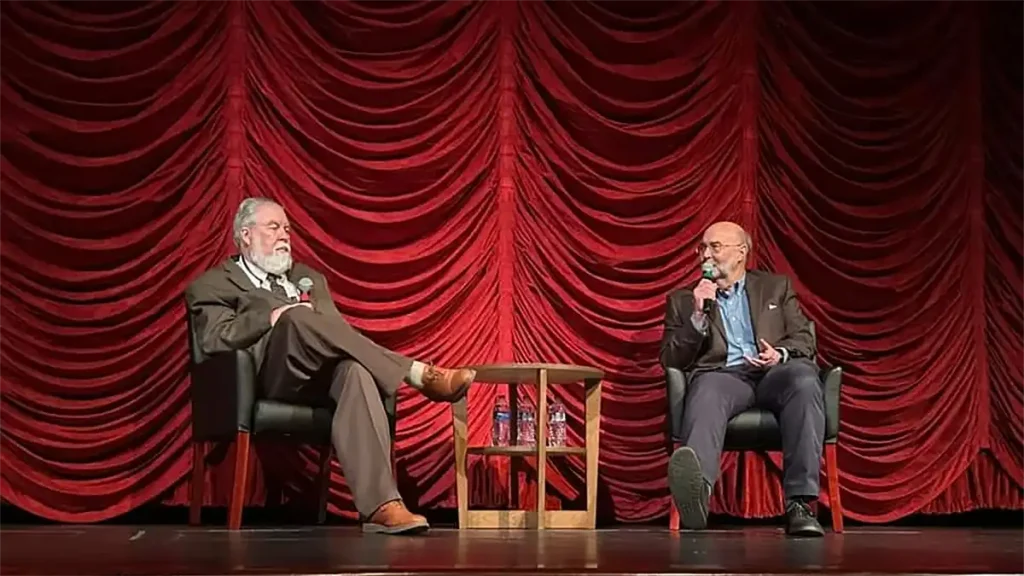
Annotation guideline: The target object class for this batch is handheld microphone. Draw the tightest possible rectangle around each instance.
[297,277,314,303]
[700,261,717,317]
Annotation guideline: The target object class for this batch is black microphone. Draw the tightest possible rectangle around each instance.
[297,277,314,302]
[700,261,717,317]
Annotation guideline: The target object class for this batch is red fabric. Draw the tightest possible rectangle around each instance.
[1,0,1020,524]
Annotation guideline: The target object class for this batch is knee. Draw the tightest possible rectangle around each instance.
[787,370,823,405]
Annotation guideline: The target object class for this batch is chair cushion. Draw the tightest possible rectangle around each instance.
[252,400,333,443]
[722,409,782,451]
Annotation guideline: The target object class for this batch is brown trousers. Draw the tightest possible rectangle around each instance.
[258,306,413,517]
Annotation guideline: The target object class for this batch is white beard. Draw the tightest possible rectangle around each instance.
[250,248,292,276]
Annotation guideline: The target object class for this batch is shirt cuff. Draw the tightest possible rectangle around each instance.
[778,347,789,363]
[690,312,708,333]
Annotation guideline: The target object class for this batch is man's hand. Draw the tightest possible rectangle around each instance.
[692,279,717,319]
[744,338,781,369]
[270,302,312,326]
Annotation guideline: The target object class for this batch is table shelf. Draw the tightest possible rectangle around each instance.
[467,445,587,457]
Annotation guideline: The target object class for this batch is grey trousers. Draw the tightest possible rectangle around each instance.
[259,307,412,518]
[680,359,824,499]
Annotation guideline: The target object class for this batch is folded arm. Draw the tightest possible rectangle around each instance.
[186,290,273,357]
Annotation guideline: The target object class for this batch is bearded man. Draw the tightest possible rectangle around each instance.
[659,221,825,536]
[185,197,475,535]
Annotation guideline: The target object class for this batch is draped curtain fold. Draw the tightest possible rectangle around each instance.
[1,0,1020,524]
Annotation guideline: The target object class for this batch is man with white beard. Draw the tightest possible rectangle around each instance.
[185,197,476,535]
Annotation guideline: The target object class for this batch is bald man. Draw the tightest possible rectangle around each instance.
[660,222,825,536]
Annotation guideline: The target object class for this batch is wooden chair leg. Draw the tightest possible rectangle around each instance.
[228,431,251,530]
[668,440,681,530]
[189,440,206,526]
[825,443,844,533]
[316,445,332,524]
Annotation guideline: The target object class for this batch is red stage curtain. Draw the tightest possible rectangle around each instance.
[1,0,1020,524]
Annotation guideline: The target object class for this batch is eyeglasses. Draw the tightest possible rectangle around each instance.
[695,242,743,255]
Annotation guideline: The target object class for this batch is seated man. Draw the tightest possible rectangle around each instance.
[186,197,476,535]
[660,221,825,536]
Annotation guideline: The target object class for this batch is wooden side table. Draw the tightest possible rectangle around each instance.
[451,363,603,529]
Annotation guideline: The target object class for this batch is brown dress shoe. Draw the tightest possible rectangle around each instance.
[363,500,429,534]
[420,365,475,402]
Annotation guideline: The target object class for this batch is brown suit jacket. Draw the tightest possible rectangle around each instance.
[659,269,815,375]
[184,257,342,370]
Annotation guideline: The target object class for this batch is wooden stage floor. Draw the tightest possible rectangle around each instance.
[1,525,1021,576]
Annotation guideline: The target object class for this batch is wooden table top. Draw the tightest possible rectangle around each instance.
[458,363,603,385]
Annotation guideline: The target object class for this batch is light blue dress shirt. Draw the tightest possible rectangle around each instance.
[689,274,791,366]
[717,276,759,367]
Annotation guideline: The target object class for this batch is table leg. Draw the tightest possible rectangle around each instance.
[584,379,602,528]
[536,369,549,529]
[452,397,469,528]
[510,383,519,509]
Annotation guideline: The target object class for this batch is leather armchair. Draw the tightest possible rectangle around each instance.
[664,322,845,532]
[186,310,396,529]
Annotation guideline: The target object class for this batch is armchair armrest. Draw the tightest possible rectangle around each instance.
[189,350,258,441]
[665,366,687,442]
[819,365,842,443]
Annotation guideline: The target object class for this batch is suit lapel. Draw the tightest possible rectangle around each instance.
[744,272,765,339]
[287,263,308,285]
[222,257,255,292]
[709,304,727,342]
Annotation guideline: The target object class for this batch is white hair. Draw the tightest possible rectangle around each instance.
[232,197,280,247]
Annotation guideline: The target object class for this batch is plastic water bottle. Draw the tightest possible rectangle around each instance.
[548,401,566,447]
[518,405,536,447]
[492,396,510,447]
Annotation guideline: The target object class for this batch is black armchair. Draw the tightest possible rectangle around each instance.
[664,322,845,532]
[186,310,397,529]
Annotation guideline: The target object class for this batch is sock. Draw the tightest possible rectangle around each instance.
[406,361,426,389]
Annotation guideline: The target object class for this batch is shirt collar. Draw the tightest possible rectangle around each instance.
[238,254,271,281]
[720,273,746,298]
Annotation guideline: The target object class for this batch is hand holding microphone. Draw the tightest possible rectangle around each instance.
[693,261,718,319]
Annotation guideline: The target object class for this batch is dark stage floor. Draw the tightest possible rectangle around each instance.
[1,525,1021,576]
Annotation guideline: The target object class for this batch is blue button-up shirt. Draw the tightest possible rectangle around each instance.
[717,276,759,367]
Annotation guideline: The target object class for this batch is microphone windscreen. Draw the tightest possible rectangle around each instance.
[701,261,717,280]
[297,277,314,293]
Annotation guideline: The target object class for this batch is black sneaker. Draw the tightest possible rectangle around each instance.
[668,447,710,530]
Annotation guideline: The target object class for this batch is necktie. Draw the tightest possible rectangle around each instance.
[267,274,291,301]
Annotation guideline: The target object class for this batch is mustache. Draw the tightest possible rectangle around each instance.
[274,242,291,251]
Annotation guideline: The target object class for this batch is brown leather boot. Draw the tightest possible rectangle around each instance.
[362,500,429,534]
[420,365,475,402]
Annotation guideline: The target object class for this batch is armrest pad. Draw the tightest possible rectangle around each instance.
[665,366,687,442]
[190,349,257,440]
[819,365,842,442]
